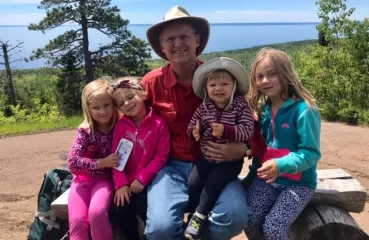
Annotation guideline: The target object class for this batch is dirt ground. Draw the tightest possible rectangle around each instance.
[0,121,368,240]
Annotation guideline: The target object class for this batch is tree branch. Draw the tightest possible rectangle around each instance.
[10,58,22,64]
[47,44,81,56]
[9,50,22,57]
[8,41,24,52]
[46,36,83,53]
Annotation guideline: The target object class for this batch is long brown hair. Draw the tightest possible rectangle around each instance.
[249,48,317,113]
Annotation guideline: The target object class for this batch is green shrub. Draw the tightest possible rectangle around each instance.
[337,106,361,125]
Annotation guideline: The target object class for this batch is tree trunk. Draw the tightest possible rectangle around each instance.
[289,204,369,240]
[80,0,94,83]
[1,43,16,106]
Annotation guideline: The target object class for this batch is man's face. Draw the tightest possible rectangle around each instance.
[160,22,200,65]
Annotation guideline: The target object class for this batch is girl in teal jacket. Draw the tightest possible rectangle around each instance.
[243,48,321,240]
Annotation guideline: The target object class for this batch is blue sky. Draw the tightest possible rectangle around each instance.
[0,0,368,25]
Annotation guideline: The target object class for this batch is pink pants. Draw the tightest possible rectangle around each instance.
[68,177,114,240]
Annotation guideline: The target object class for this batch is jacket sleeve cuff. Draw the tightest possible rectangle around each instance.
[223,124,236,140]
[136,174,149,186]
[275,155,296,175]
[112,169,129,190]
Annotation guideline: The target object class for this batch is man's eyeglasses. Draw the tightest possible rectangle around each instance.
[161,32,197,45]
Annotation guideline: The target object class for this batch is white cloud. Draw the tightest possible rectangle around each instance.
[0,13,44,25]
[0,0,40,4]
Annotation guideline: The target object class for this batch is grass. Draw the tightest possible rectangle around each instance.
[0,116,83,137]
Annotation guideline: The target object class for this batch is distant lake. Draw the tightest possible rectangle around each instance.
[0,23,319,69]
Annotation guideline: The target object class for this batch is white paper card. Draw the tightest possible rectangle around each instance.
[114,138,133,171]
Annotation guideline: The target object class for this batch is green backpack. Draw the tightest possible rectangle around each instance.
[28,168,72,240]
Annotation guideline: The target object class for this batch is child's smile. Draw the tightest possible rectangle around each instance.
[206,72,235,108]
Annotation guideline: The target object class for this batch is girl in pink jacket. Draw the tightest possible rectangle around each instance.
[110,77,171,240]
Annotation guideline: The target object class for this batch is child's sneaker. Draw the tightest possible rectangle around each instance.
[184,211,207,240]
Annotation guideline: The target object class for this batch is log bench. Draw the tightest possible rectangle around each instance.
[288,169,369,240]
[51,169,369,239]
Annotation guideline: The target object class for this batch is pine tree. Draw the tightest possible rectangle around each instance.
[28,0,150,83]
[56,52,84,116]
[318,29,329,47]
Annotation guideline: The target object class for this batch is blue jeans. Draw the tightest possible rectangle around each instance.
[146,158,250,240]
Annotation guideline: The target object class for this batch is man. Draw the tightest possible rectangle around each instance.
[141,6,250,240]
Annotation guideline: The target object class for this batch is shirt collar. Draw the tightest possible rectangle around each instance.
[166,60,203,88]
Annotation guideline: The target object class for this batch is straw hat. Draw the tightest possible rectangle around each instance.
[146,6,210,60]
[193,57,250,99]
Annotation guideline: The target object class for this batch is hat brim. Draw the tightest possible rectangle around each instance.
[146,16,210,61]
[193,57,250,99]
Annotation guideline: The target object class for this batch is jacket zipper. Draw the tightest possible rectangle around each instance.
[271,110,278,148]
[134,128,138,166]
[216,107,224,123]
[212,107,225,142]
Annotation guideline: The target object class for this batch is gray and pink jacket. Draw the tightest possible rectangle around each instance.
[112,107,170,190]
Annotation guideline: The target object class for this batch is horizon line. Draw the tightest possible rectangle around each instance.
[0,22,321,27]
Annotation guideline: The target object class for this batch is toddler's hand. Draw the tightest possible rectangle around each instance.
[257,160,279,184]
[130,179,145,194]
[192,120,200,141]
[211,123,224,137]
[97,153,119,169]
[114,186,131,206]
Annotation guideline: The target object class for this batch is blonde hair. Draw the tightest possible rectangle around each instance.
[249,48,317,113]
[79,79,118,134]
[207,70,235,82]
[112,76,147,102]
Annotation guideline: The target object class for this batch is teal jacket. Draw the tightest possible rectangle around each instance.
[246,98,321,189]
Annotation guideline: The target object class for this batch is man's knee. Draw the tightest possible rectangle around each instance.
[146,217,180,240]
[211,180,250,231]
[226,201,250,231]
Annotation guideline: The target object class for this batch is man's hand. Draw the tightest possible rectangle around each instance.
[97,153,119,169]
[130,179,145,194]
[211,123,224,138]
[257,160,279,184]
[204,141,248,162]
[192,120,201,141]
[114,186,131,206]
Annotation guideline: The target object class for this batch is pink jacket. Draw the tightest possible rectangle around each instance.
[112,107,170,190]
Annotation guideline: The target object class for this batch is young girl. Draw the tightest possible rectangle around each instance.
[243,48,321,240]
[68,79,119,240]
[184,57,255,240]
[109,77,170,240]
